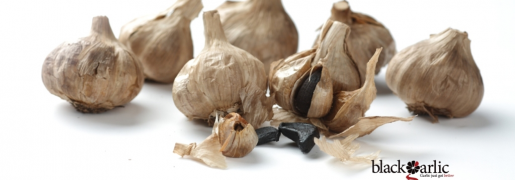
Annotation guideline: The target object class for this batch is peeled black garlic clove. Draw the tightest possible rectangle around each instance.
[256,126,280,145]
[386,28,484,122]
[315,0,396,76]
[279,123,320,154]
[119,0,203,83]
[216,0,298,74]
[42,16,144,113]
[172,10,274,128]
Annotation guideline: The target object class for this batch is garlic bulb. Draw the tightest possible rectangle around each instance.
[172,10,273,128]
[385,28,484,122]
[216,113,258,158]
[42,16,144,113]
[216,0,298,74]
[315,0,395,78]
[119,0,202,83]
[271,19,413,136]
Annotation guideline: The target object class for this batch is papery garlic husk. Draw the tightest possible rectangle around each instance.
[314,134,380,164]
[216,113,258,158]
[172,10,273,128]
[385,28,484,122]
[119,0,202,83]
[42,16,144,113]
[271,19,413,136]
[314,0,395,79]
[216,0,298,74]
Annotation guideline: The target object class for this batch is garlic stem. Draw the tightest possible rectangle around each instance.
[330,1,352,25]
[90,16,116,40]
[203,11,228,47]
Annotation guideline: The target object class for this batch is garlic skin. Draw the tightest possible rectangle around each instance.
[315,0,395,78]
[119,0,202,83]
[42,16,144,113]
[216,0,298,74]
[172,11,274,128]
[216,113,258,158]
[386,28,484,121]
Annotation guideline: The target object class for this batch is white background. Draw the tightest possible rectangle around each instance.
[1,0,514,179]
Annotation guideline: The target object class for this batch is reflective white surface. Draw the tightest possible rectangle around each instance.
[0,0,514,179]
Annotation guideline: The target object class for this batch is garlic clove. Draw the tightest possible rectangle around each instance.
[42,16,144,113]
[216,0,299,74]
[217,113,258,158]
[172,10,273,128]
[385,28,484,122]
[119,0,202,83]
[322,48,381,133]
[315,0,396,77]
[312,20,361,91]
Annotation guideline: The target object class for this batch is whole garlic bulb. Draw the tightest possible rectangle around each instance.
[172,10,274,128]
[216,0,298,74]
[119,0,203,83]
[216,113,258,158]
[42,16,144,113]
[386,28,484,122]
[315,0,395,78]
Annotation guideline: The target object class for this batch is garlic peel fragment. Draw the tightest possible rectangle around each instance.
[173,134,227,169]
[329,116,415,138]
[314,134,380,164]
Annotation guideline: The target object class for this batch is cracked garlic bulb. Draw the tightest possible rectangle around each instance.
[172,10,273,128]
[270,20,413,136]
[315,0,395,78]
[119,0,203,83]
[42,16,144,113]
[216,0,298,74]
[386,28,484,122]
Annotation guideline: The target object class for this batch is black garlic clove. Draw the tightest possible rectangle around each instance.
[293,68,322,116]
[279,122,320,154]
[256,126,280,145]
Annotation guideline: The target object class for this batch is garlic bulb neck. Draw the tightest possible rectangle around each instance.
[90,16,116,40]
[330,1,352,25]
[430,28,472,58]
[203,11,228,47]
[249,0,284,10]
[167,0,203,20]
